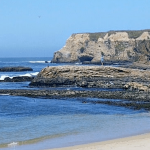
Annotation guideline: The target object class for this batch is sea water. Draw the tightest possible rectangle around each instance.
[0,57,150,150]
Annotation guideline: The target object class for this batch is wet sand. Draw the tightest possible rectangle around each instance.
[48,133,150,150]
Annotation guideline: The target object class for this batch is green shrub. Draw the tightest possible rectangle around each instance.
[78,29,150,42]
[89,32,106,42]
[80,47,85,53]
[127,51,132,58]
[127,31,143,39]
[115,42,125,52]
[101,52,104,56]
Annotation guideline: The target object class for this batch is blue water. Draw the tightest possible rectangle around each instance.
[0,57,150,150]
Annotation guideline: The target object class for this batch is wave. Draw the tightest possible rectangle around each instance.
[8,142,18,147]
[29,61,51,63]
[0,72,39,81]
[19,72,39,77]
[75,62,82,65]
[0,75,13,80]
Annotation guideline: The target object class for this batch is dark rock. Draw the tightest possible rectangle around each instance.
[0,76,34,82]
[78,54,94,62]
[0,89,150,110]
[0,67,33,72]
[11,76,34,82]
[4,77,12,82]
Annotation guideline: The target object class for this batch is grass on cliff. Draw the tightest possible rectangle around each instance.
[127,31,146,39]
[89,32,107,41]
[88,29,150,41]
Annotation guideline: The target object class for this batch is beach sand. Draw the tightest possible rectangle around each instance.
[48,133,150,150]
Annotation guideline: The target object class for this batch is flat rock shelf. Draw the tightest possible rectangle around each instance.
[0,66,33,72]
[0,89,150,110]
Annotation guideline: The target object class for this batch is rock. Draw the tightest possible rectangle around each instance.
[3,77,12,82]
[121,62,150,70]
[78,54,94,62]
[51,30,150,64]
[0,76,34,82]
[124,82,150,92]
[0,67,33,72]
[29,65,150,88]
[0,89,150,110]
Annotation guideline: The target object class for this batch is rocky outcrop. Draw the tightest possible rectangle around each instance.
[0,76,34,82]
[51,30,150,63]
[0,89,150,110]
[124,82,150,92]
[120,62,150,70]
[29,65,150,89]
[0,67,33,72]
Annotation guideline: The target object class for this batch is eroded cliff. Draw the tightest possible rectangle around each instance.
[52,30,150,63]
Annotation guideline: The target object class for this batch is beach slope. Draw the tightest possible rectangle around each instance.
[48,133,150,150]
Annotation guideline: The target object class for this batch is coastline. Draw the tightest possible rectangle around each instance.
[48,132,150,150]
[1,58,150,150]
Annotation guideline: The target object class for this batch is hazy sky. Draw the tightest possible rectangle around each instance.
[0,0,150,57]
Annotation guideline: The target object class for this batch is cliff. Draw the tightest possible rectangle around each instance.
[51,30,150,63]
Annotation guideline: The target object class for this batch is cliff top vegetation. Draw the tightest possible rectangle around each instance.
[73,29,150,42]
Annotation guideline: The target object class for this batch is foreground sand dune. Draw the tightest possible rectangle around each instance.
[48,133,150,150]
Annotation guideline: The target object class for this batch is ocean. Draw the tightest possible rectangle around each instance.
[0,57,150,150]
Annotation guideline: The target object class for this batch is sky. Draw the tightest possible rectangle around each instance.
[0,0,150,57]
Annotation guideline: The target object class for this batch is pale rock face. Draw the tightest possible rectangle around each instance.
[54,34,90,62]
[52,30,150,63]
[136,32,150,40]
[107,32,130,41]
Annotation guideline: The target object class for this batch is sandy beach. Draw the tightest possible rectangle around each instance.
[48,133,150,150]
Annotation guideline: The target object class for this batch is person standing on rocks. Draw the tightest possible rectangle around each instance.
[101,55,104,66]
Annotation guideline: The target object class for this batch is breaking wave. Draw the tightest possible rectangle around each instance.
[0,75,13,80]
[29,61,51,63]
[0,72,39,81]
[19,72,39,77]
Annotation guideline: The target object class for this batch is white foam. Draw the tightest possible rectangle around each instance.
[0,72,39,80]
[75,62,82,65]
[19,72,39,77]
[31,72,39,76]
[20,73,32,77]
[0,75,16,80]
[8,142,18,147]
[29,61,51,63]
[0,75,9,80]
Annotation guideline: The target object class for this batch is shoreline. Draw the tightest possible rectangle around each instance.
[48,132,150,150]
[1,128,150,150]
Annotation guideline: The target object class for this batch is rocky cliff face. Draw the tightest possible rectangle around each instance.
[52,30,150,63]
